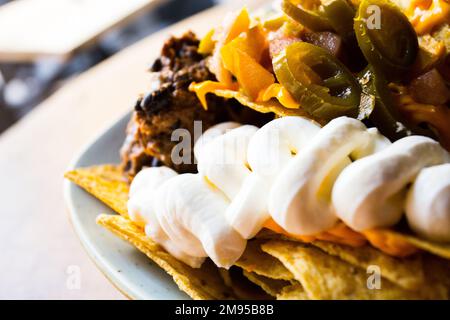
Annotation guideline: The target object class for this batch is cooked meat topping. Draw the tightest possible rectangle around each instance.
[409,68,450,105]
[120,32,272,180]
[303,31,343,58]
[268,29,302,59]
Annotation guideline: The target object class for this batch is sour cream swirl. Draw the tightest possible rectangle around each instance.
[128,116,450,268]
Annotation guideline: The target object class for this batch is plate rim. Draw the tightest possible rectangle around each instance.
[63,110,141,299]
[64,110,191,300]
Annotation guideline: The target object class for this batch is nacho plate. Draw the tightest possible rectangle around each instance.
[64,0,450,300]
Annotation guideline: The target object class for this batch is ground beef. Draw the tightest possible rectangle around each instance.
[120,32,271,180]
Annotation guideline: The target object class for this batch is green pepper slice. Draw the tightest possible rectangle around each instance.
[358,67,439,140]
[358,67,408,139]
[323,0,366,71]
[281,0,332,31]
[283,0,356,40]
[354,0,418,80]
[273,42,362,121]
[322,0,355,42]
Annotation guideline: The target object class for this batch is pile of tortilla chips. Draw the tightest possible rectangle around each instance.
[65,165,450,300]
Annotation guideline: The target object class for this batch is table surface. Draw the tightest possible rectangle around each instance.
[0,0,265,299]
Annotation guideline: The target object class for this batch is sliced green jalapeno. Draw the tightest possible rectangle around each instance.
[281,0,332,31]
[283,0,357,40]
[354,0,418,80]
[273,42,362,121]
[357,67,408,139]
[358,68,440,141]
[322,0,355,42]
[323,0,366,71]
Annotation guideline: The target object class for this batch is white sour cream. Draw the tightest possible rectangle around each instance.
[405,163,450,242]
[332,135,450,231]
[128,116,450,268]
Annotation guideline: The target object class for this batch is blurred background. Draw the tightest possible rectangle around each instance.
[0,0,221,134]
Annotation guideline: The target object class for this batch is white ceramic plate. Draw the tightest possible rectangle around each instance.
[64,112,189,300]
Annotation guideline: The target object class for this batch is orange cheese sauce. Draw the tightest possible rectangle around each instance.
[406,0,450,35]
[264,218,418,257]
[362,230,419,257]
[189,81,236,110]
[390,84,450,151]
[257,83,300,109]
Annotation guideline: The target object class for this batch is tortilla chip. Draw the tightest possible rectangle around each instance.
[218,267,271,300]
[276,283,310,300]
[311,241,449,297]
[243,271,291,297]
[96,214,234,300]
[236,240,294,281]
[262,241,448,300]
[311,241,425,290]
[422,254,450,298]
[210,89,310,117]
[65,165,129,217]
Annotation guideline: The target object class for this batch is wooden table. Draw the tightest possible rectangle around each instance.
[0,0,266,299]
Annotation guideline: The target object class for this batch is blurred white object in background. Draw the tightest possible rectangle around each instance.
[0,0,162,62]
[3,57,63,108]
[0,69,4,89]
[3,78,29,107]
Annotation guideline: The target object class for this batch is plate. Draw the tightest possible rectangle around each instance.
[64,111,189,300]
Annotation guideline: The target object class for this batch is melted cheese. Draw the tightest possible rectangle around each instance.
[257,83,300,109]
[264,217,422,257]
[264,218,367,247]
[363,230,419,257]
[406,0,450,35]
[189,81,235,110]
[390,83,450,151]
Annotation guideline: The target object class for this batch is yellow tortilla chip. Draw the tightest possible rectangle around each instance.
[236,240,294,281]
[96,214,234,300]
[218,267,271,300]
[312,241,449,297]
[262,241,448,300]
[65,165,129,217]
[311,241,425,290]
[209,89,310,117]
[276,283,309,300]
[243,270,291,297]
[422,254,450,298]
